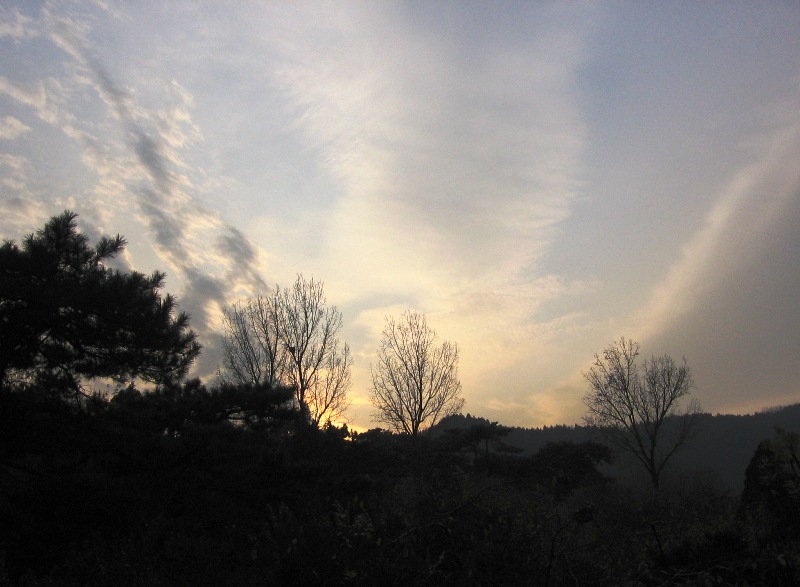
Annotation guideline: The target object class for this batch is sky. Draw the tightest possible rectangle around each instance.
[1,1,799,430]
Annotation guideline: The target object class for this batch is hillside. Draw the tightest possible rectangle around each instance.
[436,403,800,492]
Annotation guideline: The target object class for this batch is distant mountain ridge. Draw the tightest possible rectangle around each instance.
[433,403,800,492]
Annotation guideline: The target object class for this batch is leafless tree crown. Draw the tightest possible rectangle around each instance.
[219,275,351,426]
[583,337,700,488]
[220,295,285,388]
[370,310,464,436]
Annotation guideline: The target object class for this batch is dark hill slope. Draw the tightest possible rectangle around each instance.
[435,403,800,492]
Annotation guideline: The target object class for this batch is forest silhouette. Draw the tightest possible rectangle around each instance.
[1,213,799,585]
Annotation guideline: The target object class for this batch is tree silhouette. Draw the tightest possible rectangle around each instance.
[0,211,201,397]
[369,310,464,436]
[219,275,351,426]
[742,428,800,537]
[583,337,699,489]
[219,295,286,388]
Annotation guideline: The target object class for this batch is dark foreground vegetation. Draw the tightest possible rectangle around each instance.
[2,212,799,585]
[2,389,800,586]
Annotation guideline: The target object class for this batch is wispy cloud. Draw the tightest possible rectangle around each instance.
[262,3,588,368]
[0,4,270,370]
[0,115,30,140]
[0,153,28,191]
[631,119,800,344]
[268,6,586,298]
[2,2,796,428]
[252,4,592,423]
[0,153,44,233]
[0,6,38,40]
[0,77,60,124]
[82,60,267,334]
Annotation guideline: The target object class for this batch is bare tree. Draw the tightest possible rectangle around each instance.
[219,295,285,387]
[370,310,464,436]
[277,275,352,426]
[219,275,351,426]
[583,337,700,489]
[308,336,352,427]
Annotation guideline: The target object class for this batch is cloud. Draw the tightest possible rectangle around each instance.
[0,77,60,124]
[0,6,38,40]
[0,153,28,190]
[0,154,45,234]
[243,4,595,425]
[216,226,268,296]
[0,116,31,140]
[263,2,588,325]
[133,131,171,190]
[0,4,271,378]
[630,120,800,344]
[636,135,800,412]
[4,2,794,430]
[181,268,226,332]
